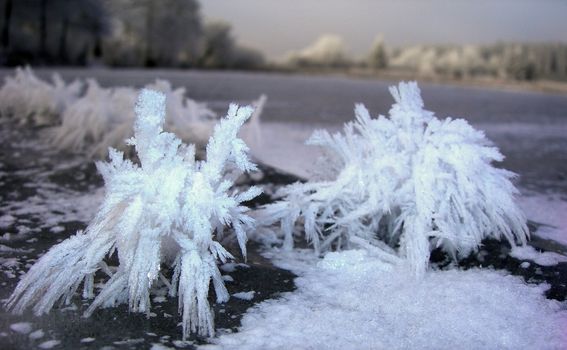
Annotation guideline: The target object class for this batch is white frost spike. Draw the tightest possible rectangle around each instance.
[6,89,261,339]
[47,77,264,159]
[0,66,81,125]
[258,81,528,276]
[49,80,135,157]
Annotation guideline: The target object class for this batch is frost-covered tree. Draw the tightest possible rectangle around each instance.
[287,34,349,68]
[258,82,528,275]
[7,89,261,339]
[199,20,265,70]
[367,35,388,70]
[106,0,202,67]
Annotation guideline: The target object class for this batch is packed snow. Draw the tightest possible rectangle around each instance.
[204,249,567,350]
[517,193,567,246]
[9,322,32,334]
[37,340,61,349]
[28,329,45,340]
[232,291,255,301]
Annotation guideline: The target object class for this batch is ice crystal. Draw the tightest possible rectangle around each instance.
[48,77,264,158]
[0,66,81,125]
[50,80,136,157]
[258,82,528,275]
[7,89,261,339]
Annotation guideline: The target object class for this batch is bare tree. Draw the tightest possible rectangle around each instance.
[109,0,202,67]
[368,35,388,70]
[1,0,12,50]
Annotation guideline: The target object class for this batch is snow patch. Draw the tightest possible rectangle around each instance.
[38,340,61,349]
[9,322,32,334]
[510,245,567,266]
[29,329,44,339]
[206,250,567,350]
[0,214,15,228]
[232,291,255,300]
[518,193,567,246]
[151,344,174,350]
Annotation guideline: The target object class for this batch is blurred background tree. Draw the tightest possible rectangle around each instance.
[199,20,265,70]
[1,0,110,65]
[287,35,349,69]
[104,0,202,67]
[367,35,388,70]
[0,0,265,69]
[0,0,564,82]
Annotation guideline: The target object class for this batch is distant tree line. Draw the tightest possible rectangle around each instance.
[286,34,567,82]
[387,42,567,82]
[0,0,265,69]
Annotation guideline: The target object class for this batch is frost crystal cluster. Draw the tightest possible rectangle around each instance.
[49,79,221,157]
[50,79,137,157]
[7,89,261,339]
[0,67,265,158]
[0,66,81,125]
[49,78,265,157]
[258,82,528,275]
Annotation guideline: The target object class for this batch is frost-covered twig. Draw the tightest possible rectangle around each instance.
[7,89,261,339]
[257,82,528,275]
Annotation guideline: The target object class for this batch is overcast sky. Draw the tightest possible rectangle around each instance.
[201,0,567,60]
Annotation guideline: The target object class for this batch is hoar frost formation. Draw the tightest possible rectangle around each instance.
[2,69,533,340]
[259,82,528,275]
[0,67,266,157]
[0,66,82,126]
[6,89,261,339]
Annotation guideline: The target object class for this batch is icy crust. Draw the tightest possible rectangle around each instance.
[205,249,567,350]
[257,82,528,275]
[6,89,262,340]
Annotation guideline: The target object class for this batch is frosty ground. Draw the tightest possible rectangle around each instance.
[0,69,566,349]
